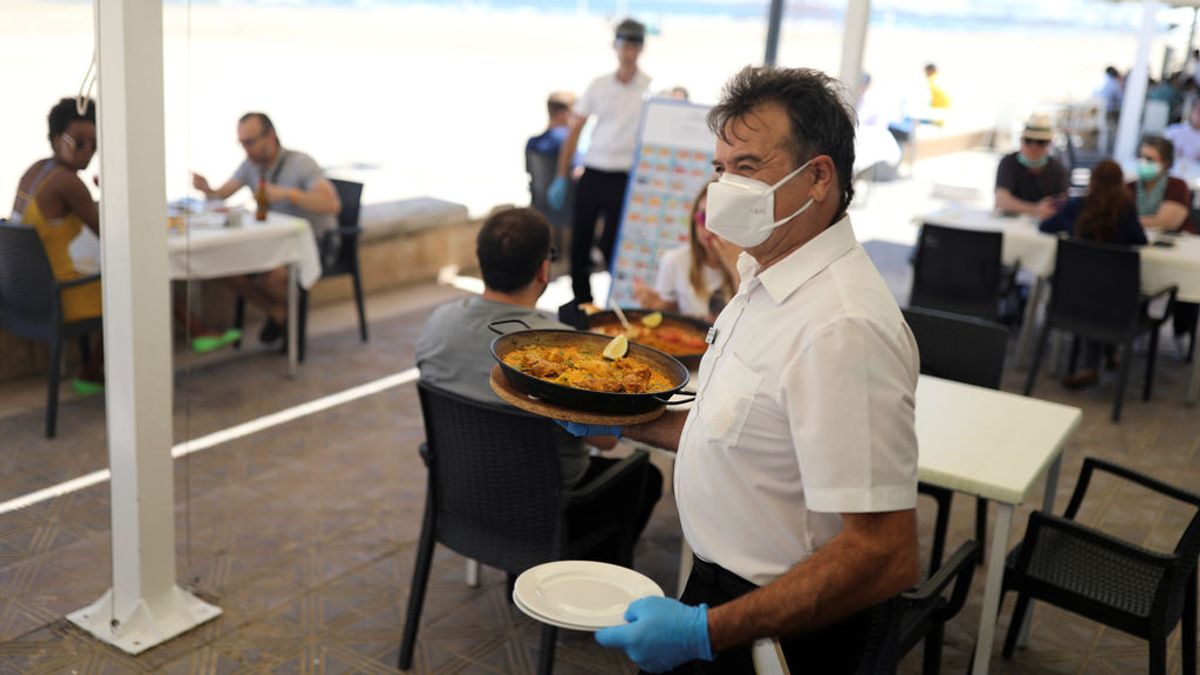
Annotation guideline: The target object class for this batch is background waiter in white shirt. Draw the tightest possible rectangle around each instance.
[563,66,921,673]
[547,18,651,305]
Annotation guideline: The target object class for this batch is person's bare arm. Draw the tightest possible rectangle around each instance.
[622,409,689,452]
[192,173,243,201]
[556,115,588,179]
[707,508,919,650]
[267,178,340,215]
[58,174,101,235]
[1140,200,1189,231]
[994,187,1040,216]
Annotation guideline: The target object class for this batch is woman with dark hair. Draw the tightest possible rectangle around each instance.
[1040,158,1149,389]
[634,180,736,321]
[10,97,105,393]
[1039,159,1147,245]
[1129,135,1195,233]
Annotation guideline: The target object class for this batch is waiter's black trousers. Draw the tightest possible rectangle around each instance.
[649,556,872,675]
[570,167,629,303]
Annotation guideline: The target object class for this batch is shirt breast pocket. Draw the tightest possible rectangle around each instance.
[701,352,762,444]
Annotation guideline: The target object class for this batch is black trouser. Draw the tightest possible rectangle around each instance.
[652,556,871,675]
[570,167,630,303]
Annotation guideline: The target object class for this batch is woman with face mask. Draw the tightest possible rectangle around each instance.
[633,181,737,321]
[1128,135,1195,233]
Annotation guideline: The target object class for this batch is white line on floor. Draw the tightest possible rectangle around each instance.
[0,366,421,517]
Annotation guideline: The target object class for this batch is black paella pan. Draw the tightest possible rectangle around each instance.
[489,319,694,415]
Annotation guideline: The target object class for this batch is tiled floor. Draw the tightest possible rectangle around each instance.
[0,256,1197,674]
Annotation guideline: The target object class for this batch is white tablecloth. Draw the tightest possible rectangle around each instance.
[923,207,1200,303]
[167,212,322,288]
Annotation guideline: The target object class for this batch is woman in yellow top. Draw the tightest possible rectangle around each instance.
[10,98,104,393]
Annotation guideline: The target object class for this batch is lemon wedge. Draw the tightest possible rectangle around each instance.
[602,334,629,360]
[640,311,664,328]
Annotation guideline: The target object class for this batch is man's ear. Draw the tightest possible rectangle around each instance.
[537,259,552,284]
[808,155,837,203]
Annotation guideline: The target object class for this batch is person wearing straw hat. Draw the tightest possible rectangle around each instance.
[995,112,1069,220]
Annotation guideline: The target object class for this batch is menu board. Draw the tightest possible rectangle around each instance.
[608,99,715,309]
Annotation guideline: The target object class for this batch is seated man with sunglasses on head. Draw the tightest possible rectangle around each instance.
[995,113,1069,221]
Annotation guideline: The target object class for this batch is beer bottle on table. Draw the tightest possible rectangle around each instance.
[255,177,268,221]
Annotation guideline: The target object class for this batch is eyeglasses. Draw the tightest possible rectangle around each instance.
[1022,137,1050,147]
[547,246,560,263]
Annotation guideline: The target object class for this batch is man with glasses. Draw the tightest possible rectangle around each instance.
[416,207,662,557]
[995,112,1068,220]
[191,112,340,344]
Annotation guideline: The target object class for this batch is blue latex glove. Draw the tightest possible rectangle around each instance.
[555,419,621,439]
[547,176,569,211]
[595,596,713,673]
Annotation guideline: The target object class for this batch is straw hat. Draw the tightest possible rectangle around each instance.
[1022,113,1054,141]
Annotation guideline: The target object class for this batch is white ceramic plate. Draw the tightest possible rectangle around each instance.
[513,560,664,630]
[511,590,599,632]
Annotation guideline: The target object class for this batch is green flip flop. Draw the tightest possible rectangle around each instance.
[72,378,105,396]
[191,328,243,354]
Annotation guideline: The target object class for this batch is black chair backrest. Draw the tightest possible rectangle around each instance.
[417,381,566,573]
[903,306,1008,390]
[327,178,363,274]
[0,220,58,334]
[1049,238,1141,333]
[910,224,1004,321]
[526,147,571,230]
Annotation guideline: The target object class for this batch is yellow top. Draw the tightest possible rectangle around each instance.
[19,191,101,323]
[928,75,951,109]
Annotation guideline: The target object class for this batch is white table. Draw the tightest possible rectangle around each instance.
[916,375,1082,674]
[923,206,1200,402]
[168,212,321,375]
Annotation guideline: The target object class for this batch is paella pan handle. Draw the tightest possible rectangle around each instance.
[652,389,696,406]
[488,318,532,335]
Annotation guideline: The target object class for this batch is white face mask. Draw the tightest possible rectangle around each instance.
[705,160,815,248]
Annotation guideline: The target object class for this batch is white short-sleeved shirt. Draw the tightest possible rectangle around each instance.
[575,70,651,172]
[674,216,919,586]
[653,245,727,319]
[1164,122,1200,162]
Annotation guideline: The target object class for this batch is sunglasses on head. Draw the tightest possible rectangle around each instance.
[1022,137,1050,147]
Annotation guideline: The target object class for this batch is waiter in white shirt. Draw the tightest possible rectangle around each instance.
[561,65,921,673]
[547,18,651,305]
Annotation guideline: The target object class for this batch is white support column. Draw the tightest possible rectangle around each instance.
[1114,0,1161,163]
[68,0,219,655]
[839,0,871,96]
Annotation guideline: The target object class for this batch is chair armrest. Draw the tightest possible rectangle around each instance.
[1141,284,1179,323]
[903,540,980,618]
[564,450,649,505]
[1015,511,1177,574]
[1083,457,1200,508]
[335,225,362,238]
[57,273,101,290]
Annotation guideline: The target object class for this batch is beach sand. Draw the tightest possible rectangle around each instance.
[0,2,1168,216]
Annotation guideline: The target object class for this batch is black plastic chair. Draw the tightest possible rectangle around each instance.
[233,178,367,362]
[1000,457,1199,675]
[904,307,1008,576]
[857,541,982,675]
[910,224,1016,323]
[399,382,651,675]
[0,221,102,438]
[1023,238,1177,422]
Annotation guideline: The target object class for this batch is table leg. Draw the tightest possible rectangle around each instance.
[1016,454,1063,647]
[287,264,298,377]
[1016,276,1045,368]
[465,559,479,588]
[1188,339,1200,404]
[972,502,1014,675]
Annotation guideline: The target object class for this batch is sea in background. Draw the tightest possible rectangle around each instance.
[0,0,1191,216]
